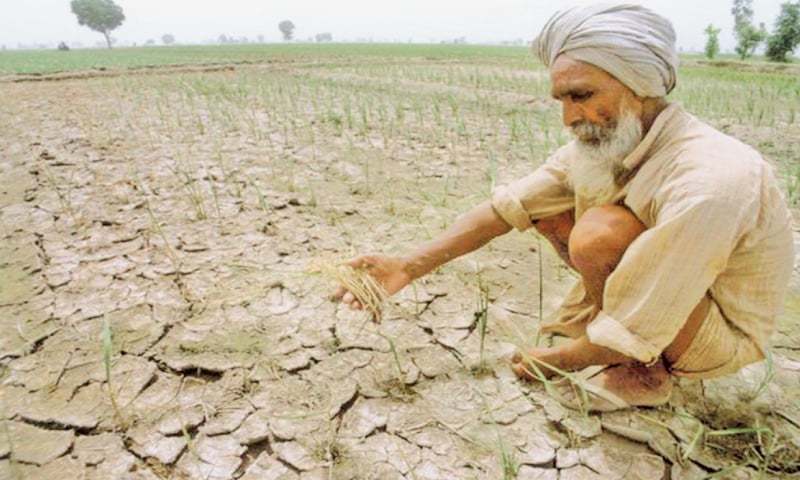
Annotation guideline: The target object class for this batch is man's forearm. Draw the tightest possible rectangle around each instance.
[403,200,513,280]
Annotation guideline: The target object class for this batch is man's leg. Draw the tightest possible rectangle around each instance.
[533,209,575,269]
[531,209,597,339]
[513,204,711,377]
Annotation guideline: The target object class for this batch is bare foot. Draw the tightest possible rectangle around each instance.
[510,347,563,381]
[557,359,673,412]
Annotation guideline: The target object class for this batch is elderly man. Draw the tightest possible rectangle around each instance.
[334,3,794,410]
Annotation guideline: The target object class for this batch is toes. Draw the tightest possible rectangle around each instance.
[510,351,550,381]
[511,362,525,379]
[511,361,537,382]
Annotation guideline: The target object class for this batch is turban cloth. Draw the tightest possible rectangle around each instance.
[533,2,679,98]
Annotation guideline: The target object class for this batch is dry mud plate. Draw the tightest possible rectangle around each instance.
[1,55,799,480]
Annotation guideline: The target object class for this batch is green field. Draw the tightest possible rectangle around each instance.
[0,44,537,75]
[2,44,798,133]
[1,43,796,75]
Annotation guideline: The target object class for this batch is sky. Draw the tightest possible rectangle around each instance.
[0,0,788,52]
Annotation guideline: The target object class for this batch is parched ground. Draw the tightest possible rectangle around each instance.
[1,51,799,480]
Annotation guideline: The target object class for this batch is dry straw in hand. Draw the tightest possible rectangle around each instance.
[310,259,389,322]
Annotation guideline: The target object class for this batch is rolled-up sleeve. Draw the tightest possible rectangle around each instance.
[491,148,575,232]
[586,174,757,364]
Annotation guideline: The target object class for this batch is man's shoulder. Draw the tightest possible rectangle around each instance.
[651,113,773,208]
[674,112,763,167]
[656,110,766,187]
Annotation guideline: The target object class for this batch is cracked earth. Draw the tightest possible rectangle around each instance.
[1,56,799,480]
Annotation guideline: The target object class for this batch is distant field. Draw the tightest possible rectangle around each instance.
[1,43,797,76]
[0,43,535,75]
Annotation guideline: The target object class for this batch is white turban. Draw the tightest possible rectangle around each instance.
[533,2,679,98]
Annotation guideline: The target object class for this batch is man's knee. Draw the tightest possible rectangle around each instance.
[568,205,646,274]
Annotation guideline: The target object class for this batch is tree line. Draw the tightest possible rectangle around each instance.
[704,0,800,62]
[66,0,331,49]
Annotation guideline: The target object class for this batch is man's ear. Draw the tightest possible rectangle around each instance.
[641,96,668,115]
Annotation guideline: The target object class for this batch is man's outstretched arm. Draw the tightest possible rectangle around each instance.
[334,200,513,310]
[404,200,513,280]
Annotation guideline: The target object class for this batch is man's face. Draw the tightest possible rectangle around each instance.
[549,55,643,145]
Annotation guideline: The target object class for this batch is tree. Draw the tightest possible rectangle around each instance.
[704,24,721,59]
[161,34,175,45]
[315,32,333,43]
[70,0,125,49]
[766,1,800,62]
[731,0,767,59]
[278,20,295,41]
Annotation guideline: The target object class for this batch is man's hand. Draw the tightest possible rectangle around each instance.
[332,255,412,310]
[330,200,512,310]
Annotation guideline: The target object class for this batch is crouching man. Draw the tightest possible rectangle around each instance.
[334,3,794,411]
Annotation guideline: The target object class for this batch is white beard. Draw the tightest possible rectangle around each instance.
[570,108,643,207]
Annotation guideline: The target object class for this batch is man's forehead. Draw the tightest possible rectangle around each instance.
[549,56,616,96]
[551,78,595,98]
[550,71,598,98]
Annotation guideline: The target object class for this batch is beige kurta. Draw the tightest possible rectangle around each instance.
[492,103,794,373]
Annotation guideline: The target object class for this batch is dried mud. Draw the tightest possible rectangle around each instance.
[1,59,799,480]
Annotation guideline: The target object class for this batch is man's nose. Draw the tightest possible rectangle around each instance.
[562,101,583,128]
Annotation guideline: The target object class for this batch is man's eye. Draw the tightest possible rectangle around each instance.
[572,92,593,101]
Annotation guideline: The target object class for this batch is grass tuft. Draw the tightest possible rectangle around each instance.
[102,316,130,430]
[474,279,490,373]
